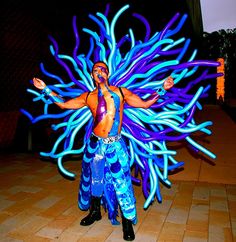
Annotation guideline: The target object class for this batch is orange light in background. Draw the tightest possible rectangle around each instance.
[216,58,225,101]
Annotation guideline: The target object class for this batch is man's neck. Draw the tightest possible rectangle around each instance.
[97,82,109,92]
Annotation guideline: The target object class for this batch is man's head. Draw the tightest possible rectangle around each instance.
[91,61,110,86]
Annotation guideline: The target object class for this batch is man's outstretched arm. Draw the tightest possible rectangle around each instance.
[123,76,174,109]
[33,77,87,109]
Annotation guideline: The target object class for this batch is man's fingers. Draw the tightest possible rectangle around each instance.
[33,77,41,82]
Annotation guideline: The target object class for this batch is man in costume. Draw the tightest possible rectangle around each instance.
[33,61,174,241]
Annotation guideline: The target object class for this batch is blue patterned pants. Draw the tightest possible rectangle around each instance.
[78,134,137,224]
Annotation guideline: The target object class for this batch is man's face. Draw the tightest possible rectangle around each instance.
[92,63,109,84]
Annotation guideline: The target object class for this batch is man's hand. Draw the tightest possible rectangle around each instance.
[163,76,174,90]
[33,77,46,90]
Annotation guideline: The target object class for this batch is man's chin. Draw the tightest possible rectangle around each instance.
[96,80,105,84]
[98,77,105,82]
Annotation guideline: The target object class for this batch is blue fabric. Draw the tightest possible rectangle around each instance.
[90,152,105,197]
[78,136,137,225]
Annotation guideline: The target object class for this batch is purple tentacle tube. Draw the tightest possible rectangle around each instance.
[72,16,83,69]
[48,35,88,91]
[158,12,180,41]
[132,13,151,42]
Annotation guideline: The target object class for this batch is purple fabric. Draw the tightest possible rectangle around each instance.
[94,93,107,128]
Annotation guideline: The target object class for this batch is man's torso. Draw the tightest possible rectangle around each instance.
[86,86,124,138]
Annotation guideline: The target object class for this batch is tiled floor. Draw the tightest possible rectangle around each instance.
[0,105,235,241]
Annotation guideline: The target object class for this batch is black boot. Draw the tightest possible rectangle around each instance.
[122,216,135,241]
[80,196,102,226]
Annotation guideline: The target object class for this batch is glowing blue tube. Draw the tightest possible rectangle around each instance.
[143,158,158,209]
[40,63,64,84]
[166,14,188,38]
[58,157,75,178]
[108,4,130,72]
[186,136,216,159]
[123,60,179,87]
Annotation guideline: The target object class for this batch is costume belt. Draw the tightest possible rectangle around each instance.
[90,133,121,144]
